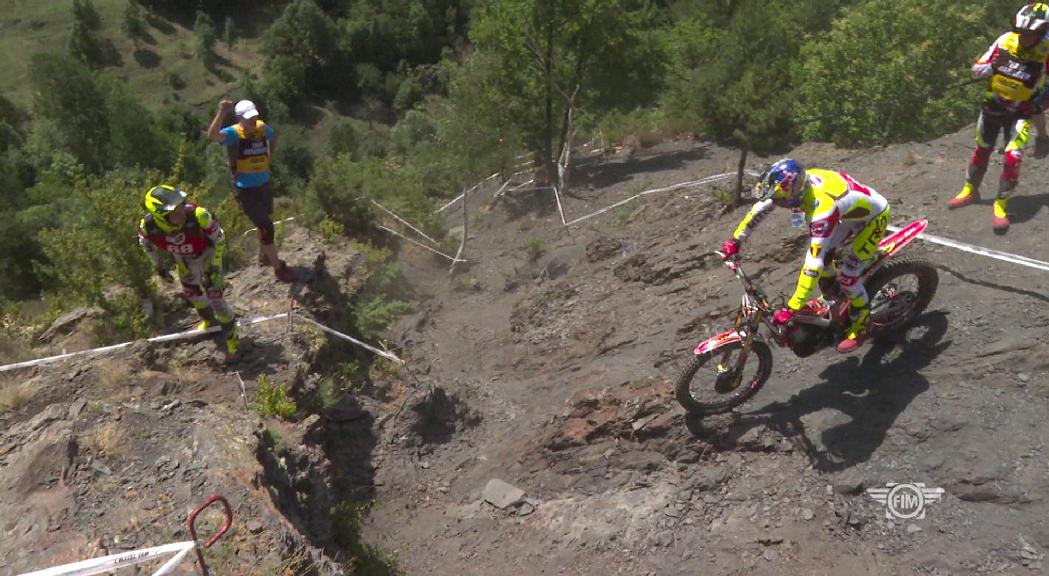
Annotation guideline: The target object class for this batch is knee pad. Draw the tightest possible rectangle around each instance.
[257,220,275,245]
[1003,149,1023,182]
[181,284,203,300]
[971,146,993,167]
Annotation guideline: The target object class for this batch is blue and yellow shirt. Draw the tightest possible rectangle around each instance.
[219,120,276,189]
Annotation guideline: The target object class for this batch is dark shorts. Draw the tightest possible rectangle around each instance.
[233,182,274,229]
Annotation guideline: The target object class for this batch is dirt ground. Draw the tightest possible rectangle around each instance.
[366,129,1049,576]
[5,126,1049,575]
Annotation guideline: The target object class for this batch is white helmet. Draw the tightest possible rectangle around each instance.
[1015,3,1049,35]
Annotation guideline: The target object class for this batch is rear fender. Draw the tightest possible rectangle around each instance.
[877,219,928,258]
[694,330,742,355]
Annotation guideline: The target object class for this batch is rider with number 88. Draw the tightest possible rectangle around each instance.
[138,185,240,363]
[719,158,891,353]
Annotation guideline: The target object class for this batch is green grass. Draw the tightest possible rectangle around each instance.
[0,0,266,110]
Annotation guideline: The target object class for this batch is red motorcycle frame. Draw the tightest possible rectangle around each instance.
[676,219,938,415]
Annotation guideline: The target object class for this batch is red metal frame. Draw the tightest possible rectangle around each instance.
[188,495,234,576]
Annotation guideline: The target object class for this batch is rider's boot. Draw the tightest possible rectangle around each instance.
[835,303,869,354]
[992,198,1010,232]
[193,305,217,331]
[222,321,241,364]
[948,181,979,209]
[949,162,986,209]
[992,179,1013,232]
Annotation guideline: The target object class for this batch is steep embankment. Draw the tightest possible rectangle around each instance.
[363,129,1049,575]
[0,227,434,575]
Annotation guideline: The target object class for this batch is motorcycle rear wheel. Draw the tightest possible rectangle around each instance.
[675,338,773,415]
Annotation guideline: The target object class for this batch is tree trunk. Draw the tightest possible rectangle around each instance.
[542,0,554,181]
[734,147,749,206]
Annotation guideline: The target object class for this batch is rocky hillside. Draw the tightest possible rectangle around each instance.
[5,126,1049,575]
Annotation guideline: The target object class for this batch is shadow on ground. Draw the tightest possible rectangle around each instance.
[687,311,951,472]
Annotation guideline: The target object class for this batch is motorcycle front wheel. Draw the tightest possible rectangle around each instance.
[674,338,774,415]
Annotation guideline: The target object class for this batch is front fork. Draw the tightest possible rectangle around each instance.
[715,311,761,391]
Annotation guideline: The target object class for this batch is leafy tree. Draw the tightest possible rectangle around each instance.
[340,0,470,71]
[796,0,997,145]
[663,1,842,202]
[36,169,159,342]
[305,156,441,238]
[328,118,359,157]
[224,16,235,49]
[105,88,179,171]
[73,0,103,30]
[261,0,343,103]
[29,54,110,172]
[194,10,218,63]
[467,0,666,182]
[122,0,147,42]
[69,18,105,67]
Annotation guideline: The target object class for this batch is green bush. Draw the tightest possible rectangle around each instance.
[331,500,404,575]
[354,294,409,342]
[327,118,359,157]
[35,169,159,343]
[122,1,146,40]
[796,0,991,145]
[255,374,297,419]
[193,10,217,62]
[524,238,544,262]
[305,156,442,240]
[318,217,345,243]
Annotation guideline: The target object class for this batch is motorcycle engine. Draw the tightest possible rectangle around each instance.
[785,323,824,358]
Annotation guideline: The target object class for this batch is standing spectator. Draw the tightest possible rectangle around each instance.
[207,98,296,281]
[947,3,1049,232]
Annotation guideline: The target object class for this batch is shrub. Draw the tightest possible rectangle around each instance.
[255,374,297,419]
[165,71,187,90]
[327,118,359,157]
[318,217,345,244]
[524,238,544,262]
[354,294,409,342]
[35,169,159,344]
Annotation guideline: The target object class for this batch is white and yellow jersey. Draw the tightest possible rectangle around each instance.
[797,169,888,271]
[732,169,889,310]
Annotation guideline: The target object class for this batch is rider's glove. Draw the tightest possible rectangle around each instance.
[156,267,173,283]
[771,307,794,327]
[720,238,741,261]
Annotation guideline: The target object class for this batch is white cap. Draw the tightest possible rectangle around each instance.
[234,99,259,119]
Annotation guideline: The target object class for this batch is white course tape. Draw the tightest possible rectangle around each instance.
[149,545,195,576]
[888,225,1049,273]
[0,313,292,373]
[294,314,404,364]
[565,172,735,226]
[0,310,399,373]
[370,200,439,246]
[375,224,466,263]
[19,541,196,576]
[241,217,297,239]
[436,172,502,214]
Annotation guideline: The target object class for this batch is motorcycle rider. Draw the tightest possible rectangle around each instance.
[948,3,1049,232]
[720,158,890,354]
[138,185,240,363]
